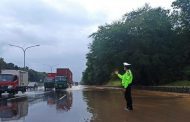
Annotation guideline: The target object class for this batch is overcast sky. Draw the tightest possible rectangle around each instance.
[0,0,174,81]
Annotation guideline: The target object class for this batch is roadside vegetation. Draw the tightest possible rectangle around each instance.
[105,80,121,87]
[82,0,190,86]
[0,58,46,82]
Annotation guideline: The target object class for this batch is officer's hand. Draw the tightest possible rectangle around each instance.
[114,70,118,75]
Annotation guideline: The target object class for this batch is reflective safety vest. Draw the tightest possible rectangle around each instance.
[117,69,133,88]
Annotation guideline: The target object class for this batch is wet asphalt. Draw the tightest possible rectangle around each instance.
[0,86,190,122]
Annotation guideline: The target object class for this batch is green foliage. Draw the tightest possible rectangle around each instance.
[172,0,190,31]
[82,1,190,85]
[171,0,190,81]
[0,57,46,82]
[105,80,121,87]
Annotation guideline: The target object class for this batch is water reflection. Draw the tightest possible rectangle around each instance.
[0,87,95,122]
[56,91,72,111]
[0,97,28,121]
[24,90,92,122]
[82,88,124,122]
[45,91,73,112]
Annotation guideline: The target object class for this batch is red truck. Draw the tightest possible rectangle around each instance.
[47,73,57,78]
[0,70,28,96]
[55,68,73,89]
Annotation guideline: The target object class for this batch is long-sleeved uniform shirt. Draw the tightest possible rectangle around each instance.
[117,69,133,88]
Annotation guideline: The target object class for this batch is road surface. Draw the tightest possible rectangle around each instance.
[0,86,190,122]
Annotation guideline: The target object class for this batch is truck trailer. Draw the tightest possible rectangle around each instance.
[54,68,73,90]
[0,70,28,96]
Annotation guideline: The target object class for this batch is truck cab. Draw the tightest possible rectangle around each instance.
[44,73,56,91]
[0,74,18,94]
[0,70,28,96]
[54,76,68,90]
[44,77,55,91]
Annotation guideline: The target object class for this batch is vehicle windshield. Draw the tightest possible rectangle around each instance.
[0,74,14,82]
[45,77,54,82]
[55,76,67,82]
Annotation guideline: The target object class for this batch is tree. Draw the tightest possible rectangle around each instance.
[171,0,190,80]
[172,0,190,31]
[82,5,178,85]
[0,57,46,82]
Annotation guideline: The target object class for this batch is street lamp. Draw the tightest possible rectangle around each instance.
[44,64,58,73]
[9,44,40,68]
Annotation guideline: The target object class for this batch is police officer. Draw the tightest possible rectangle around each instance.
[115,62,133,111]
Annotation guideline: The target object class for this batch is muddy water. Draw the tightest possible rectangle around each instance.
[84,88,190,122]
[0,86,190,122]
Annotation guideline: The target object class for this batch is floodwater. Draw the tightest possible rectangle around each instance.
[0,86,190,122]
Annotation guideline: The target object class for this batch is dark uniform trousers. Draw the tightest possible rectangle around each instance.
[125,84,133,110]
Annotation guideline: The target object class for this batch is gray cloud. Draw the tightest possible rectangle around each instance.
[0,0,107,81]
[0,0,173,81]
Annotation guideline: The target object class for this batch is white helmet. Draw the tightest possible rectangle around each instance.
[123,62,131,66]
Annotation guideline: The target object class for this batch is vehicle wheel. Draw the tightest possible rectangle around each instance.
[12,92,15,95]
[9,92,15,97]
[22,89,26,93]
[15,91,18,94]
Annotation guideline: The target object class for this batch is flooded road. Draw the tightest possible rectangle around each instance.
[0,86,190,122]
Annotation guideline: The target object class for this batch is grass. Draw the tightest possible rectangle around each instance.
[105,80,121,87]
[164,80,190,86]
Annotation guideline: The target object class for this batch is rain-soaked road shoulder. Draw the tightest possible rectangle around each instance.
[0,86,190,122]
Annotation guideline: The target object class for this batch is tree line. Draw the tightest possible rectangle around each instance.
[82,0,190,85]
[0,58,46,82]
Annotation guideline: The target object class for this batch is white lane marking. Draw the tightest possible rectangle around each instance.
[59,95,66,100]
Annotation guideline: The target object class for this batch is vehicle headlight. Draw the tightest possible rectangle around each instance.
[8,85,13,89]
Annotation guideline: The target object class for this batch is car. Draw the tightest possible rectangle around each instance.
[27,82,38,90]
